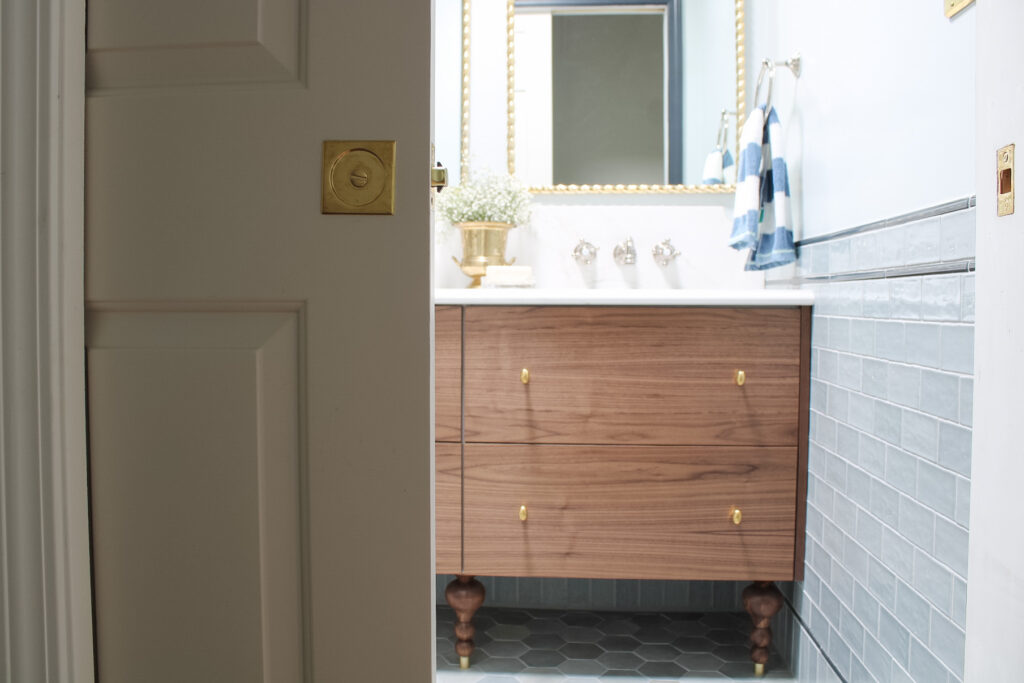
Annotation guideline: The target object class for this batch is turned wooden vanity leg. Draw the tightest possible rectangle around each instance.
[742,580,784,677]
[445,575,485,669]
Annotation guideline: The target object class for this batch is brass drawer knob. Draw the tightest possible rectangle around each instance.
[521,368,530,384]
[519,505,528,521]
[735,370,746,386]
[731,507,742,525]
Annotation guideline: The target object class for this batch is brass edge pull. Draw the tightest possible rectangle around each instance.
[735,369,746,387]
[521,368,530,384]
[519,505,528,522]
[731,507,742,525]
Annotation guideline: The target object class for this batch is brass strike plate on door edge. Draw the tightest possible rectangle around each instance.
[998,144,1014,217]
[944,0,974,18]
[321,140,396,215]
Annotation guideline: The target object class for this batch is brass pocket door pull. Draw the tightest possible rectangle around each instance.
[731,507,743,525]
[519,505,528,521]
[735,370,746,386]
[521,368,530,384]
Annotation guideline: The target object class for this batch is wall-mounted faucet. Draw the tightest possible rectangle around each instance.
[572,239,599,264]
[613,237,636,265]
[652,239,680,266]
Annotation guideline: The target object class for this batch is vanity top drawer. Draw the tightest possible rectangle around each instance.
[463,306,802,446]
[462,444,798,581]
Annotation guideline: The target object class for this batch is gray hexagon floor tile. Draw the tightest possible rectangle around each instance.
[561,625,605,643]
[435,605,792,682]
[557,658,606,676]
[560,642,603,660]
[634,643,681,662]
[528,619,565,635]
[672,636,717,652]
[561,612,603,628]
[706,629,748,646]
[711,644,752,663]
[675,651,726,671]
[523,633,565,651]
[597,652,644,670]
[638,660,687,678]
[598,618,641,636]
[632,626,676,644]
[476,657,525,673]
[490,624,531,642]
[597,635,642,652]
[481,640,528,659]
[520,650,567,668]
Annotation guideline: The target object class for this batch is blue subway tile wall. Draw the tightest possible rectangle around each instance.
[770,207,975,683]
[436,576,749,613]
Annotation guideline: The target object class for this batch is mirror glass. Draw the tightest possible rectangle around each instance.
[513,1,740,189]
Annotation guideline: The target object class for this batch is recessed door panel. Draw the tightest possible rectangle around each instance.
[88,310,303,683]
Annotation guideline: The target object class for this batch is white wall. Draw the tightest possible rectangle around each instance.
[965,0,1024,679]
[747,0,975,238]
[436,193,764,290]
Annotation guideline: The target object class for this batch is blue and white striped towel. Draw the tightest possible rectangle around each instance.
[728,105,795,270]
[701,148,735,185]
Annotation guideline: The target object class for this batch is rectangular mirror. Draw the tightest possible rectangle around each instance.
[435,0,745,195]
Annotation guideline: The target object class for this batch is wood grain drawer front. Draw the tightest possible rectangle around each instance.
[436,442,461,574]
[463,445,797,581]
[464,306,802,446]
[435,306,462,443]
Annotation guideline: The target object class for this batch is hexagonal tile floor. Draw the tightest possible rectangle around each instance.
[436,606,792,681]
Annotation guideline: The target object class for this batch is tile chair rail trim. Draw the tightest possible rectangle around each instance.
[767,257,975,287]
[795,197,976,248]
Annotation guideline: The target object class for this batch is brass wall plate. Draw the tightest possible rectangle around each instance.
[998,144,1015,217]
[321,140,396,215]
[945,0,974,18]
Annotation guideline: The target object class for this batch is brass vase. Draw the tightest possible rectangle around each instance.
[451,221,517,288]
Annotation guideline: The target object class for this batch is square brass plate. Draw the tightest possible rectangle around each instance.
[322,140,396,215]
[944,0,974,18]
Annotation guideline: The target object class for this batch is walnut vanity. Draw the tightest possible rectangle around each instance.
[434,289,813,676]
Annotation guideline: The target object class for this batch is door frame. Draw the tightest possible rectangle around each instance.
[3,0,93,679]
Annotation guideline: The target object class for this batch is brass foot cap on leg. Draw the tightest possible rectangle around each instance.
[460,655,470,669]
[754,662,765,677]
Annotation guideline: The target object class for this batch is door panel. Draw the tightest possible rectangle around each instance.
[87,0,302,90]
[85,0,433,679]
[88,311,303,682]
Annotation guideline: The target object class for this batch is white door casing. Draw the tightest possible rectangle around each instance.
[85,0,435,680]
[0,0,92,681]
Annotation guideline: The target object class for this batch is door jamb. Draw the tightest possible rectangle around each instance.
[1,0,92,680]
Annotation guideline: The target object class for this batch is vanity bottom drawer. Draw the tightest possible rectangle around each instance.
[463,444,798,581]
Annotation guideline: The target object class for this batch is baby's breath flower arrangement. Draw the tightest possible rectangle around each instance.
[436,171,532,228]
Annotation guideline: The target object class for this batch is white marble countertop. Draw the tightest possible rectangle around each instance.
[434,288,814,306]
